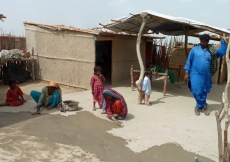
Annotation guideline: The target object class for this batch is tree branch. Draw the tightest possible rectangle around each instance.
[220,111,227,122]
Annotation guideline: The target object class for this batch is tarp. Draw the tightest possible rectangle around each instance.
[101,10,230,36]
[0,49,25,66]
[2,63,31,84]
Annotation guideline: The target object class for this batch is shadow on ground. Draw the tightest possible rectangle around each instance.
[111,79,227,104]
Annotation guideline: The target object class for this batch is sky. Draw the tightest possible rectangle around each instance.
[0,0,230,43]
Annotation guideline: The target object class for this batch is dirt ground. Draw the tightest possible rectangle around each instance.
[0,79,222,161]
[0,80,84,103]
[0,111,214,162]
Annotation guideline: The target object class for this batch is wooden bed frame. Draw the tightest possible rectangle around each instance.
[130,65,181,96]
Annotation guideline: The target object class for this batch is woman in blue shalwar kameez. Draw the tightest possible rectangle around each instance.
[184,34,227,116]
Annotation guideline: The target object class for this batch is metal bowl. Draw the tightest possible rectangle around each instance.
[62,100,79,111]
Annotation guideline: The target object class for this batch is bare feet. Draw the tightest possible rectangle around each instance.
[145,103,151,106]
[93,107,96,111]
[203,104,210,116]
[47,106,53,110]
[101,111,106,114]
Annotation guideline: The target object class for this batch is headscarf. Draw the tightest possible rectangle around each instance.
[100,87,127,111]
[47,81,62,95]
[48,81,60,89]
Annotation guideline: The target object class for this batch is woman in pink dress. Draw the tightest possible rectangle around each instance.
[90,66,106,111]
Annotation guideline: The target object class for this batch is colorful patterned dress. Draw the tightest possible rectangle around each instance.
[100,88,128,120]
[5,86,24,106]
[90,74,105,103]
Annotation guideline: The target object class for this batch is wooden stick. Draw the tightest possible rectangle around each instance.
[183,26,189,58]
[31,59,35,81]
[163,69,168,96]
[224,130,228,152]
[215,110,224,161]
[32,47,34,57]
[220,111,227,122]
[130,65,134,91]
[135,12,149,90]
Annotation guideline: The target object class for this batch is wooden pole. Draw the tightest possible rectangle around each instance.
[215,35,230,162]
[189,33,221,41]
[31,47,35,81]
[32,47,34,57]
[163,69,168,96]
[223,35,230,159]
[135,12,149,90]
[130,65,134,91]
[215,98,224,162]
[183,26,189,58]
[31,59,35,81]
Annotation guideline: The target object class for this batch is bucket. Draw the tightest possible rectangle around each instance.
[62,100,79,111]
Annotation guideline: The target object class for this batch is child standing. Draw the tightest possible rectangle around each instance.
[90,66,106,111]
[141,70,152,106]
[0,79,25,107]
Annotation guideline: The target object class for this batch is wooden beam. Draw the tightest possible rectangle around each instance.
[183,26,189,58]
[189,33,221,41]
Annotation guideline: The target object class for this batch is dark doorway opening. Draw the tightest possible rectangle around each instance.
[95,41,112,84]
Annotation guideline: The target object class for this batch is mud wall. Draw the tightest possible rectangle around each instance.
[112,38,146,85]
[25,25,95,89]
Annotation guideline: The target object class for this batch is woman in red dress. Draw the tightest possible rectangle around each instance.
[0,79,25,106]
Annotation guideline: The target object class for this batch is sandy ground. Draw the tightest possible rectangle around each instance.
[0,79,228,161]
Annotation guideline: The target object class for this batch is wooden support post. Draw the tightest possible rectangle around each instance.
[178,65,181,83]
[31,59,35,81]
[224,130,228,152]
[135,12,149,90]
[183,26,190,58]
[32,47,34,57]
[130,65,134,91]
[163,69,168,96]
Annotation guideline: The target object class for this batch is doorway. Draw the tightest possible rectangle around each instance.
[95,41,112,84]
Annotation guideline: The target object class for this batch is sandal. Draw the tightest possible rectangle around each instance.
[203,104,210,116]
[195,108,200,116]
[31,111,40,115]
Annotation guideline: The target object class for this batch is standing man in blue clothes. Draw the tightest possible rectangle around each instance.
[184,34,227,116]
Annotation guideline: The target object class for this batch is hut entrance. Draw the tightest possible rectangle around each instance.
[95,41,112,84]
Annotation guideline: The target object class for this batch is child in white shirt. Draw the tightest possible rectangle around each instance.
[141,70,152,106]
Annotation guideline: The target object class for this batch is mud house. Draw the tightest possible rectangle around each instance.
[24,22,162,89]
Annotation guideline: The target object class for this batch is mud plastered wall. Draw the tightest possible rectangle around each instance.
[25,25,95,89]
[112,38,146,84]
